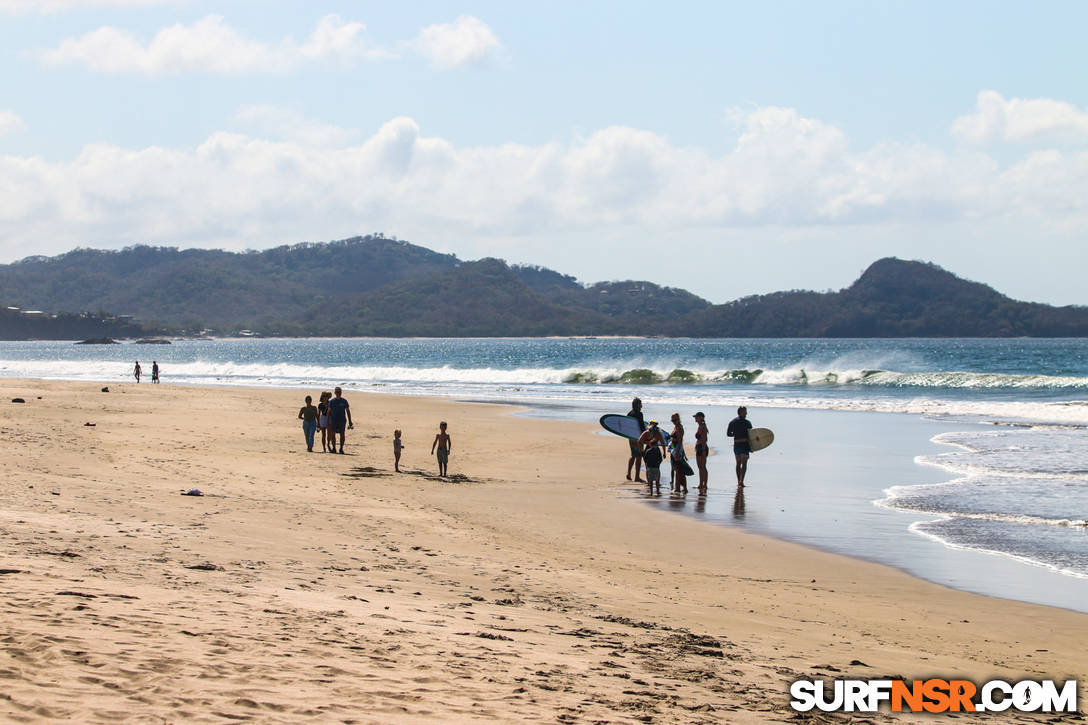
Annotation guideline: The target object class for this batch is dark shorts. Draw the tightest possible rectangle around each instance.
[629,440,642,457]
[330,419,346,434]
[733,441,750,456]
[695,443,708,457]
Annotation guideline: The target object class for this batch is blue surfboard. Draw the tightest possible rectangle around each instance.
[600,414,642,440]
[599,414,670,445]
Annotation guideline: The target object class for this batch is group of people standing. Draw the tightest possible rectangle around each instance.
[624,397,752,495]
[296,390,454,476]
[297,387,353,453]
[133,360,160,383]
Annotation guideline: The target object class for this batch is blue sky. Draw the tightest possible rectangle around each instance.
[1,1,1086,304]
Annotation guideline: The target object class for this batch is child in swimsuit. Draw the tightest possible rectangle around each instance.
[430,421,452,477]
[393,429,404,472]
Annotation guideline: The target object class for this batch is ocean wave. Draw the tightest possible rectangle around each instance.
[5,357,1088,425]
[927,512,1087,528]
[562,367,1088,390]
[4,357,1088,390]
[879,476,1088,522]
[906,519,1088,579]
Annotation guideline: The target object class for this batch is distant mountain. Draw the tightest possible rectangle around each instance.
[694,258,1088,337]
[0,236,458,329]
[302,258,612,337]
[0,237,1084,337]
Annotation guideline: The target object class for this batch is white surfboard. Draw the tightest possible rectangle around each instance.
[748,427,774,452]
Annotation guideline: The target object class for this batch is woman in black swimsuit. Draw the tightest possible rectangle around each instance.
[693,411,709,492]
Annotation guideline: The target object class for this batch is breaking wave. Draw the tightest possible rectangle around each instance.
[561,367,1088,389]
[7,357,1088,391]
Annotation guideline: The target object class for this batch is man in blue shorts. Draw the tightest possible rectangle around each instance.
[726,406,753,487]
[327,386,353,454]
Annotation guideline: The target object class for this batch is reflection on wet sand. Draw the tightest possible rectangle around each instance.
[640,484,746,521]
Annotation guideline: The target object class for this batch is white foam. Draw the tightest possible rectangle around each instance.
[3,357,1088,426]
[906,519,1088,579]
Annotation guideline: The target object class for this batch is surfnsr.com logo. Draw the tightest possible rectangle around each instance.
[789,679,1077,713]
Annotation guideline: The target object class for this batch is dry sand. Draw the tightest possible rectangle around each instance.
[1,380,1085,723]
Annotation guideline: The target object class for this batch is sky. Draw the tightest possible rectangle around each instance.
[1,1,1086,305]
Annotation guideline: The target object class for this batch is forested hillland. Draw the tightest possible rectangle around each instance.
[0,236,1085,338]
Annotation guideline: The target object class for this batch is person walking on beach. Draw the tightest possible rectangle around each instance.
[626,397,647,482]
[327,387,353,454]
[298,395,319,452]
[693,411,709,493]
[727,406,753,486]
[393,429,404,472]
[133,360,141,383]
[638,419,668,494]
[317,392,331,452]
[669,412,688,493]
[151,361,160,384]
[431,421,452,476]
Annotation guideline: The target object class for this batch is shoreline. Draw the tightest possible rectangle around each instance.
[2,379,1086,721]
[8,370,1088,607]
[514,399,1088,611]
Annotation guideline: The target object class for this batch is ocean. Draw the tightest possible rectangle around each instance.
[4,337,1087,608]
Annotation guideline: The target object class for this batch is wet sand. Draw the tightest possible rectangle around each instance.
[1,380,1086,723]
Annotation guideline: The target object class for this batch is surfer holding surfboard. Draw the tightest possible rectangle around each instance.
[625,397,647,482]
[600,404,773,490]
[727,406,753,487]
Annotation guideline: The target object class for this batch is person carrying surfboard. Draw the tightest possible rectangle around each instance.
[727,406,753,487]
[625,397,647,482]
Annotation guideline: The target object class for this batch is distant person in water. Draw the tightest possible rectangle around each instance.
[133,360,141,383]
[638,419,668,494]
[431,421,452,476]
[151,361,160,384]
[693,411,709,492]
[625,397,646,482]
[327,387,353,454]
[298,395,319,452]
[317,392,331,452]
[393,429,404,472]
[727,406,753,486]
[670,412,687,493]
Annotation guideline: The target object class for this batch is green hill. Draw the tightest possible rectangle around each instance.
[0,238,1084,337]
[0,236,458,330]
[694,258,1088,337]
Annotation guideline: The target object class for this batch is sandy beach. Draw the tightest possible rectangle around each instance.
[2,380,1086,723]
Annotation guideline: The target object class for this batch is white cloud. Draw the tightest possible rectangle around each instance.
[0,110,26,136]
[952,90,1088,144]
[1,104,1086,297]
[412,15,501,70]
[233,105,357,148]
[38,14,389,74]
[0,0,174,12]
